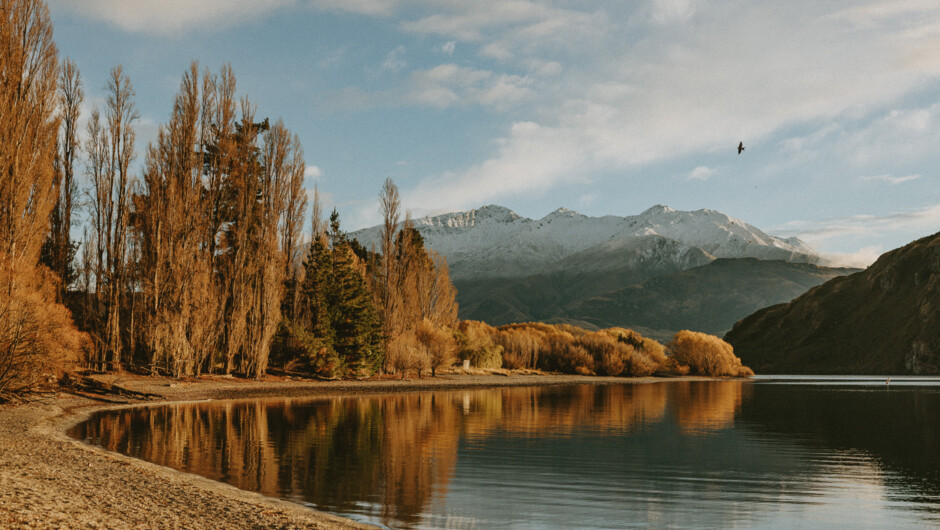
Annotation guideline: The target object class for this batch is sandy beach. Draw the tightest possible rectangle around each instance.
[0,372,664,529]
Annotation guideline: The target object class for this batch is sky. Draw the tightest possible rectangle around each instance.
[46,0,940,267]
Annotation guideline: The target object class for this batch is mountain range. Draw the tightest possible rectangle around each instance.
[351,205,857,341]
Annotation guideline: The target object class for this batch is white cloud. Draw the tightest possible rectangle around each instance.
[330,64,538,113]
[406,120,588,212]
[650,0,703,24]
[408,65,536,111]
[319,47,349,69]
[305,165,323,180]
[841,104,940,167]
[770,203,940,265]
[578,193,597,207]
[380,46,407,73]
[687,166,717,181]
[307,0,400,16]
[820,246,885,268]
[396,1,940,215]
[521,59,562,77]
[441,41,456,56]
[399,1,608,60]
[862,174,923,184]
[50,0,293,35]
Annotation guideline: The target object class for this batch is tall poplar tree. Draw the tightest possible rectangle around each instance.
[0,0,84,401]
[41,58,83,299]
[86,66,138,370]
[137,62,219,376]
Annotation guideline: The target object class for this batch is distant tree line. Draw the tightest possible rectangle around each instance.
[456,321,753,378]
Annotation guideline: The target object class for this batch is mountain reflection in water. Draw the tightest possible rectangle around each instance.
[70,380,940,528]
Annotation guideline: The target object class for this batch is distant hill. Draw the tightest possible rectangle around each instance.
[350,204,855,340]
[573,259,859,340]
[725,231,940,374]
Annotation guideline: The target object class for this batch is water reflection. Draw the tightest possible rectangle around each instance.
[70,381,940,528]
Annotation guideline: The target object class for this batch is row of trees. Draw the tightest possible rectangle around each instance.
[77,59,459,380]
[455,322,753,377]
[0,0,460,400]
[276,181,458,379]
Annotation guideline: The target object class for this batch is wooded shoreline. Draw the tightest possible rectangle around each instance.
[0,372,716,529]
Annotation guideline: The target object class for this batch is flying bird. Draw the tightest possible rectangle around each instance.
[738,141,745,155]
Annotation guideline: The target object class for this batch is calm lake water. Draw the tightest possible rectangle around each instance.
[69,378,940,528]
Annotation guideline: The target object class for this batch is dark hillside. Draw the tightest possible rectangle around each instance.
[575,259,858,335]
[725,232,940,374]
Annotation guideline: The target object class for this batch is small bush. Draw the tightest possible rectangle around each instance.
[597,349,625,376]
[269,320,345,378]
[471,344,504,369]
[415,319,457,376]
[388,331,431,378]
[0,273,86,402]
[667,330,754,377]
[541,342,594,374]
[605,327,667,366]
[482,323,670,377]
[457,320,504,369]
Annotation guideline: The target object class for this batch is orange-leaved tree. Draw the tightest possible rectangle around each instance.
[0,0,86,401]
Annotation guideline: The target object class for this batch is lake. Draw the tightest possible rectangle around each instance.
[69,378,940,528]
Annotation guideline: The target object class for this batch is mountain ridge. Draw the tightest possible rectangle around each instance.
[348,204,857,342]
[350,204,819,281]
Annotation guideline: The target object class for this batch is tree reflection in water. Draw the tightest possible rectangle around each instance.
[70,381,940,528]
[71,383,745,526]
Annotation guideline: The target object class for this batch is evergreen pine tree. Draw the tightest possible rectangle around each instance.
[300,233,339,374]
[326,210,384,376]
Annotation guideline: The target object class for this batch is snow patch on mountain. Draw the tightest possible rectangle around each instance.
[350,204,818,280]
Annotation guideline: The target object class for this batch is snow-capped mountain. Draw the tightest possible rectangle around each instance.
[350,204,818,280]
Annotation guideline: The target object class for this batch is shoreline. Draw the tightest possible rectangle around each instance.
[0,372,711,529]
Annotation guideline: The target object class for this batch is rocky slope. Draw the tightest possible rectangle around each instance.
[725,231,940,374]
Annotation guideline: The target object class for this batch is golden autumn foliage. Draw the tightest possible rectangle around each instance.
[415,318,457,376]
[0,0,59,281]
[456,320,504,369]
[372,182,459,377]
[0,270,87,400]
[452,322,752,378]
[667,330,754,377]
[484,322,666,376]
[0,0,88,401]
[387,330,430,377]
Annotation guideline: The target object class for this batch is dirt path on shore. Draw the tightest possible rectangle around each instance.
[0,372,670,529]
